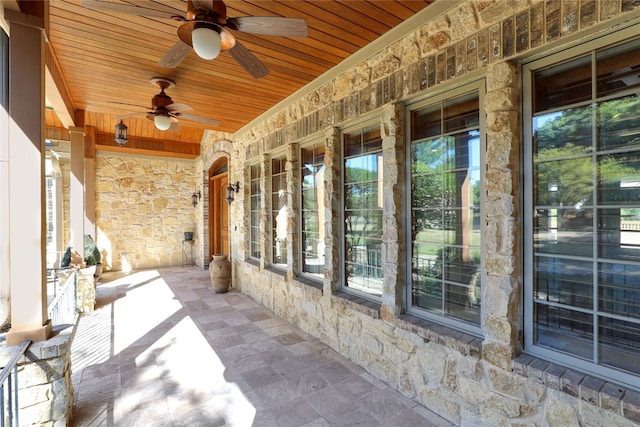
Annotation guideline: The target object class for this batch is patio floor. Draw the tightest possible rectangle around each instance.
[70,266,455,427]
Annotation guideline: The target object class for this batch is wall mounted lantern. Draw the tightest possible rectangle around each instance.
[226,182,240,204]
[114,120,128,147]
[192,190,201,207]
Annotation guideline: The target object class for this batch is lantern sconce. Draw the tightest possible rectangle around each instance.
[114,120,128,147]
[191,190,201,208]
[226,182,240,204]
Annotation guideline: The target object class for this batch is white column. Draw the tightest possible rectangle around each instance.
[69,126,85,255]
[0,29,10,328]
[6,15,51,345]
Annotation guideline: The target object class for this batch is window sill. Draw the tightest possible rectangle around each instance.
[330,292,380,319]
[292,275,323,295]
[513,354,640,423]
[244,258,260,268]
[396,314,482,358]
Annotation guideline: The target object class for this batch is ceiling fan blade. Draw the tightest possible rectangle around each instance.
[158,40,192,68]
[80,0,176,19]
[228,41,269,79]
[228,16,308,38]
[180,114,221,127]
[114,111,148,120]
[166,103,193,112]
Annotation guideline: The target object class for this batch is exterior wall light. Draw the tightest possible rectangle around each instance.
[114,120,128,147]
[192,190,201,207]
[226,182,240,204]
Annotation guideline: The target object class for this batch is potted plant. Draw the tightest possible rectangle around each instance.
[84,235,102,279]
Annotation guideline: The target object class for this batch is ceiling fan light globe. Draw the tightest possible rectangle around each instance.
[154,115,173,131]
[192,27,221,60]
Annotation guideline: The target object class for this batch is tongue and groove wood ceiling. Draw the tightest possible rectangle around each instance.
[43,0,435,154]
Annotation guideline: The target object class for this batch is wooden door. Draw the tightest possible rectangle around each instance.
[209,172,229,260]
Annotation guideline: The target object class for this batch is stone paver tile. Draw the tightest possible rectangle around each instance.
[304,385,354,419]
[273,332,306,346]
[210,333,245,349]
[281,367,330,396]
[324,406,381,426]
[355,387,408,423]
[119,396,174,427]
[314,361,359,384]
[252,379,300,409]
[270,396,323,427]
[241,365,284,389]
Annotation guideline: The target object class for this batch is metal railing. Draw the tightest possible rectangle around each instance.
[47,270,77,326]
[0,340,31,427]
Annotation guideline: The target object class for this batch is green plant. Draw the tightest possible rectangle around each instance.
[84,235,101,266]
[60,246,72,269]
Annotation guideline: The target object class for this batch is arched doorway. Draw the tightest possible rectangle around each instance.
[209,158,229,262]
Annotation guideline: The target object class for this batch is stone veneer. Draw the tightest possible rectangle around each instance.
[0,325,74,426]
[202,0,640,425]
[94,153,200,271]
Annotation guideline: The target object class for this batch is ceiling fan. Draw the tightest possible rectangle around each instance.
[116,77,221,131]
[81,0,308,78]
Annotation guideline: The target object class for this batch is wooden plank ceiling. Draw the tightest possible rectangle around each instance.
[45,0,434,156]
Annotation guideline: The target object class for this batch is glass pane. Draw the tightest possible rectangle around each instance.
[534,257,593,308]
[535,304,594,360]
[597,153,640,205]
[533,106,593,158]
[344,132,362,157]
[533,54,592,113]
[534,158,593,207]
[596,37,640,98]
[533,207,593,257]
[411,137,444,172]
[599,316,640,374]
[598,262,640,319]
[412,276,443,314]
[411,104,441,141]
[445,282,480,324]
[597,97,640,151]
[444,92,480,133]
[598,208,640,261]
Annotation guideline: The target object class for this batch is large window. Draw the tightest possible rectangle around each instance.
[343,125,383,298]
[249,164,261,260]
[524,35,640,389]
[301,143,326,279]
[408,87,482,331]
[271,156,288,268]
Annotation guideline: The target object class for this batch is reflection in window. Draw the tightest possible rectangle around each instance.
[271,157,288,268]
[249,164,261,259]
[343,126,383,297]
[530,37,640,379]
[409,91,481,327]
[301,144,325,278]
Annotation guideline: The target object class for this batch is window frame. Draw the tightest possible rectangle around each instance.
[340,116,384,302]
[404,80,486,337]
[248,162,262,262]
[523,26,640,391]
[270,152,288,271]
[298,139,327,283]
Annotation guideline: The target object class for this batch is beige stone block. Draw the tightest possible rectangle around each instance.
[485,169,513,194]
[483,315,513,343]
[418,387,462,426]
[482,341,513,371]
[485,87,519,111]
[486,110,519,133]
[544,398,580,427]
[449,2,479,41]
[484,253,514,276]
[488,366,545,406]
[487,131,517,167]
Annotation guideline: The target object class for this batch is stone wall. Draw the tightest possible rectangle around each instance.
[0,325,75,426]
[215,1,640,425]
[94,153,199,271]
